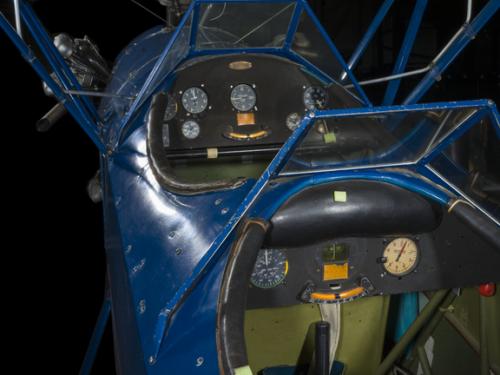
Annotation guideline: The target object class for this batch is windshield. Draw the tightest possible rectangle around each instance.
[279,101,500,223]
[281,106,481,174]
[118,0,366,127]
[196,2,296,49]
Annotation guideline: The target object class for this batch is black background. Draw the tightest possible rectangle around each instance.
[1,0,498,373]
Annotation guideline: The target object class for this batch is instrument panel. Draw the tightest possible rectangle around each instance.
[160,54,358,157]
[246,214,500,309]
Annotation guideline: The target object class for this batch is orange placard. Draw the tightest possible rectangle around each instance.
[323,263,348,281]
[237,112,255,126]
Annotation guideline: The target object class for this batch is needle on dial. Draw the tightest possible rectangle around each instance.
[396,241,408,262]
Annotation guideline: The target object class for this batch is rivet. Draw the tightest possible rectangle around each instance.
[175,248,183,255]
[196,357,204,367]
[126,245,133,254]
[148,356,156,365]
[221,208,229,215]
[214,198,223,206]
[138,299,146,314]
[168,231,176,239]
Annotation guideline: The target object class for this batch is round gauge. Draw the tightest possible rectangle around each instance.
[382,238,419,276]
[181,120,200,140]
[286,112,302,131]
[303,86,328,111]
[250,249,288,289]
[164,94,178,121]
[231,84,257,112]
[181,87,208,114]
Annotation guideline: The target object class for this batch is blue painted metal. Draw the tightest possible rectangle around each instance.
[313,99,493,119]
[341,0,394,82]
[189,2,200,48]
[404,0,500,104]
[382,0,427,105]
[3,1,500,373]
[283,1,303,49]
[79,298,112,375]
[393,293,419,342]
[149,112,317,360]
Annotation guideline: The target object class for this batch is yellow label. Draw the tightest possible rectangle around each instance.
[333,191,347,202]
[323,263,348,281]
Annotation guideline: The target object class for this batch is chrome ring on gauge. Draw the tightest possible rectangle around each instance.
[382,238,419,276]
[181,120,201,140]
[231,84,257,112]
[182,87,208,114]
[303,86,328,111]
[286,112,302,131]
[250,249,288,289]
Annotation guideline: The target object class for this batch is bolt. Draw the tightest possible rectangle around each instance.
[221,208,229,215]
[196,357,204,367]
[175,248,183,255]
[168,231,176,239]
[148,356,156,365]
[126,245,133,254]
[214,198,223,206]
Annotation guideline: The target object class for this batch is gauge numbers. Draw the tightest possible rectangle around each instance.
[286,112,302,131]
[250,249,288,289]
[303,86,328,111]
[181,120,200,140]
[164,94,178,121]
[382,238,419,276]
[231,84,257,112]
[182,87,208,114]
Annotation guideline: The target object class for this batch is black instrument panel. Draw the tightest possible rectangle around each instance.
[162,54,359,155]
[246,214,500,309]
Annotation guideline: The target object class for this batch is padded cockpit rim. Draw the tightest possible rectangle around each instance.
[217,219,270,374]
[146,92,246,195]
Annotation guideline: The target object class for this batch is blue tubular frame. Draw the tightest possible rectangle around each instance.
[0,9,105,152]
[340,0,394,82]
[382,0,427,105]
[78,298,111,375]
[404,0,500,104]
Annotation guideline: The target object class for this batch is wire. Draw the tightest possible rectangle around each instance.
[129,0,167,23]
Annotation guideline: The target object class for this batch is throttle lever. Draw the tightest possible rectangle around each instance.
[36,102,67,132]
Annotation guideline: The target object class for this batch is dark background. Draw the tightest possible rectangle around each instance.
[2,0,498,373]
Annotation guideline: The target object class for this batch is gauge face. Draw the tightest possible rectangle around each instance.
[164,94,178,121]
[250,249,288,289]
[231,84,257,112]
[382,238,419,276]
[286,112,302,131]
[303,86,328,111]
[181,87,208,114]
[181,120,200,140]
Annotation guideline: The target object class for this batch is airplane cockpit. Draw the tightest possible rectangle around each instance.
[2,0,499,374]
